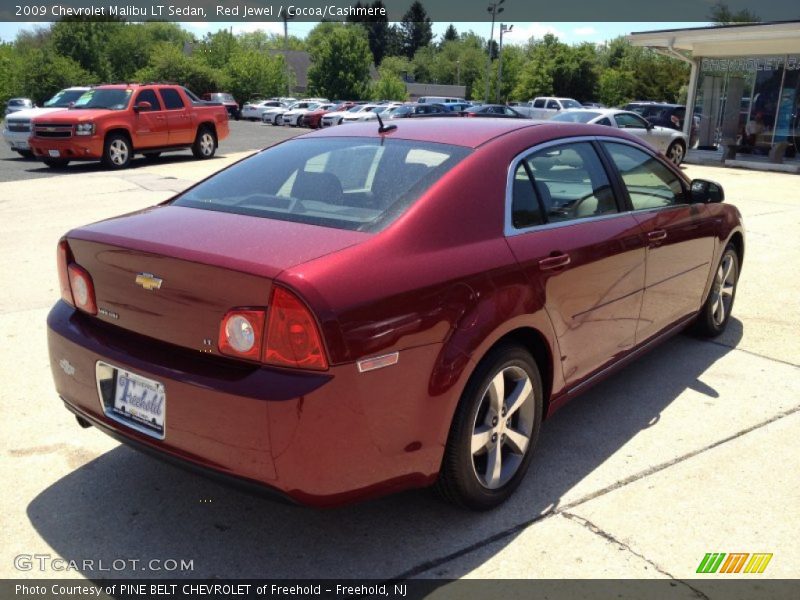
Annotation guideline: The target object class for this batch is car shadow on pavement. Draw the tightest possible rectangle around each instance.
[27,322,742,580]
[20,153,219,175]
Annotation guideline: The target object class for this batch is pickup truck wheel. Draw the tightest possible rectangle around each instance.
[102,134,132,169]
[43,158,70,169]
[192,128,216,159]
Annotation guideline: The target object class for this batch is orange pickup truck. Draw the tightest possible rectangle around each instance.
[29,84,230,169]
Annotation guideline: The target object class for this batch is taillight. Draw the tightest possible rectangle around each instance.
[57,239,97,315]
[264,287,328,371]
[67,264,97,315]
[218,309,266,361]
[57,240,73,306]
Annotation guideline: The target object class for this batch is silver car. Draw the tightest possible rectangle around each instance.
[550,108,689,165]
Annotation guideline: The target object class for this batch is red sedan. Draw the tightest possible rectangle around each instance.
[48,119,743,509]
[304,102,356,129]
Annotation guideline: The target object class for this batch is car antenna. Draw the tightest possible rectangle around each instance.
[375,110,396,134]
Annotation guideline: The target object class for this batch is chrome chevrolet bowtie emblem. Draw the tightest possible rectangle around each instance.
[135,273,163,290]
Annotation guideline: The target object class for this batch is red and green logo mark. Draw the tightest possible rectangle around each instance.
[697,553,773,574]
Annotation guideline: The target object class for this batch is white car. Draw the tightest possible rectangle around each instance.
[340,104,383,124]
[321,105,364,127]
[355,103,404,122]
[281,102,333,127]
[241,100,285,121]
[2,87,90,157]
[263,100,323,125]
[549,108,690,165]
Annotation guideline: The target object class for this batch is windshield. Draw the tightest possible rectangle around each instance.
[44,89,87,108]
[9,99,30,106]
[561,99,582,109]
[73,89,132,110]
[551,111,601,123]
[173,138,471,232]
[347,106,362,113]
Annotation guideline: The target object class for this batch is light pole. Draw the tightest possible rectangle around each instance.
[484,0,505,104]
[495,24,513,103]
[282,12,295,96]
[456,60,461,87]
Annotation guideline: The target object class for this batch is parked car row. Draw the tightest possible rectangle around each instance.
[3,84,230,170]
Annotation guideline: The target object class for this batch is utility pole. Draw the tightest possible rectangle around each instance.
[484,0,505,104]
[282,12,294,96]
[496,24,513,103]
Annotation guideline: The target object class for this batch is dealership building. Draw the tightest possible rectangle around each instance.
[629,21,800,173]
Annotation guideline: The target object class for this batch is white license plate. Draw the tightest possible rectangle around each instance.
[48,150,60,157]
[112,368,166,437]
[12,141,29,149]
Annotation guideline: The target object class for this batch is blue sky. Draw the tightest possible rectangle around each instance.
[0,21,706,45]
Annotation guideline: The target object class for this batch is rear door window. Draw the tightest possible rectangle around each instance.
[159,88,185,110]
[522,142,619,223]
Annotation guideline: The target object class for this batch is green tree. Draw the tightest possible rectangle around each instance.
[307,25,372,100]
[227,50,290,102]
[134,43,227,95]
[399,1,433,59]
[709,2,761,23]
[196,29,238,70]
[15,48,93,104]
[50,17,125,81]
[371,71,407,101]
[443,24,458,43]
[379,56,413,79]
[347,1,390,66]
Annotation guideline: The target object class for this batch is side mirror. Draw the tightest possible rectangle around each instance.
[134,101,152,112]
[691,179,724,203]
[646,122,654,131]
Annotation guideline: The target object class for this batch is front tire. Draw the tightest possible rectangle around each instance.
[192,127,216,159]
[102,133,132,169]
[17,149,34,159]
[435,343,543,510]
[667,140,686,166]
[693,243,739,337]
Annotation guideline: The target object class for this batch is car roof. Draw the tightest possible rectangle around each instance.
[302,118,546,148]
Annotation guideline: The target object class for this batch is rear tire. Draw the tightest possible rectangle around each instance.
[102,133,132,169]
[435,343,543,510]
[43,158,70,169]
[667,140,686,166]
[192,127,216,159]
[692,243,739,337]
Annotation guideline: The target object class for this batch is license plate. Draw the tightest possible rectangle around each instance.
[111,368,166,437]
[12,141,29,149]
[48,150,60,157]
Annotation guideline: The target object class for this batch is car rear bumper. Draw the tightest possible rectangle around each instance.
[29,136,104,160]
[47,301,446,506]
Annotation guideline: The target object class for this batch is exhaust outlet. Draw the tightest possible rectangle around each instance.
[75,415,92,429]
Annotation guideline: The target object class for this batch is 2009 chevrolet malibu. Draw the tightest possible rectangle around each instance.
[48,119,744,509]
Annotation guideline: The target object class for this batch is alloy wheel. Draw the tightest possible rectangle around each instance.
[109,139,129,166]
[711,253,736,326]
[669,142,685,165]
[471,365,535,489]
[199,132,215,156]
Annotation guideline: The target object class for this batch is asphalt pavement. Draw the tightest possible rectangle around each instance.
[0,119,301,183]
[0,137,798,591]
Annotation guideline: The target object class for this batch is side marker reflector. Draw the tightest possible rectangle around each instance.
[357,352,400,373]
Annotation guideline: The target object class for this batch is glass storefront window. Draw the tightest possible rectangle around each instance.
[693,55,799,159]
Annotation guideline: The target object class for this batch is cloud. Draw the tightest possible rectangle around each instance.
[183,21,283,38]
[503,23,566,45]
[572,26,597,36]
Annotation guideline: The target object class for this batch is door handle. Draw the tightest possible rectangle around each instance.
[647,229,667,243]
[539,253,571,270]
[155,116,166,121]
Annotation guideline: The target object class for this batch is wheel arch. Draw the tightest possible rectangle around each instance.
[197,121,217,138]
[728,229,745,268]
[104,127,133,147]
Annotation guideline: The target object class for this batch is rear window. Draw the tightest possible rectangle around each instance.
[173,138,471,232]
[551,111,601,123]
